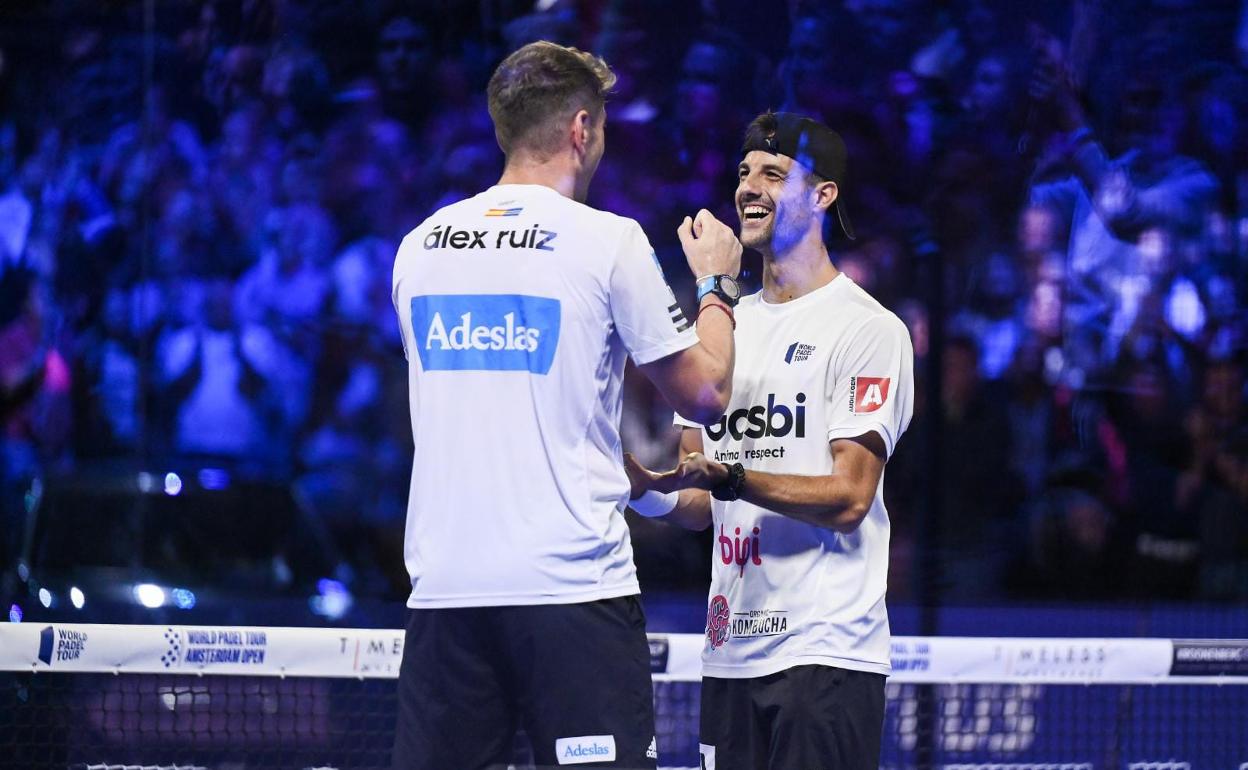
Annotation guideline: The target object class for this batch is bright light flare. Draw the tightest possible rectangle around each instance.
[134,583,166,608]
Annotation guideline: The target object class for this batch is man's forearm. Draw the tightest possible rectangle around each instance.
[685,295,736,411]
[735,470,868,533]
[644,445,880,534]
[639,294,736,424]
[665,488,712,530]
[663,472,861,531]
[694,294,735,373]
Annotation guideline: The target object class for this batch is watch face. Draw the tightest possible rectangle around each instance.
[720,276,741,299]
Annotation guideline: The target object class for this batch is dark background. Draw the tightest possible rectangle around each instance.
[0,0,1245,631]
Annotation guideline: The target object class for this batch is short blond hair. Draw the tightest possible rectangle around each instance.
[487,41,616,158]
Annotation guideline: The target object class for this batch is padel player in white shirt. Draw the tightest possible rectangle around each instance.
[390,42,742,770]
[627,112,914,770]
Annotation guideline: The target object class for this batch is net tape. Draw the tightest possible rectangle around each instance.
[2,624,1247,683]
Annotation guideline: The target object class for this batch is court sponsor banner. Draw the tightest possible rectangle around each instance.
[0,623,405,678]
[891,636,1175,683]
[647,635,670,673]
[1170,639,1248,676]
[659,634,1180,683]
[652,633,703,680]
[5,625,1245,683]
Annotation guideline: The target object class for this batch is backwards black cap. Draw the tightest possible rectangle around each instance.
[741,111,855,240]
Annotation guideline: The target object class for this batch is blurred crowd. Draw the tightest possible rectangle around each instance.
[0,0,1245,603]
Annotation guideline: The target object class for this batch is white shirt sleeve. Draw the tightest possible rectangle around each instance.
[673,413,698,429]
[391,236,412,362]
[609,221,697,365]
[825,312,914,458]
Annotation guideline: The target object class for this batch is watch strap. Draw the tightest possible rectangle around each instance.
[711,462,746,501]
[697,275,740,307]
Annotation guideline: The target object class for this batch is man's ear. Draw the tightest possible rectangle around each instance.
[813,181,839,213]
[570,109,591,155]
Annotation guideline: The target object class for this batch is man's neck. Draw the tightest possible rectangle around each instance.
[497,154,579,200]
[760,229,840,303]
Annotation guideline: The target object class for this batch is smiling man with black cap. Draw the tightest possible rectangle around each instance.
[625,112,915,769]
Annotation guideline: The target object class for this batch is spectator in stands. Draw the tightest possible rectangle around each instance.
[0,265,71,563]
[779,8,864,118]
[1023,485,1123,599]
[1115,360,1197,599]
[655,29,757,232]
[951,251,1027,380]
[890,335,1020,603]
[959,49,1030,165]
[156,277,300,470]
[374,10,434,129]
[235,202,333,358]
[72,287,141,457]
[1028,34,1219,387]
[1183,354,1248,599]
[210,104,280,256]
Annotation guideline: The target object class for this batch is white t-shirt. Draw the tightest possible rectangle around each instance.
[675,274,914,678]
[392,184,697,608]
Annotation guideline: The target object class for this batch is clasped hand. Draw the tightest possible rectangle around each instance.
[624,451,727,500]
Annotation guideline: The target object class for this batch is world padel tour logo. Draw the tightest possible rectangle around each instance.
[784,341,815,364]
[410,294,561,374]
[162,628,183,668]
[849,376,890,413]
[161,627,269,669]
[706,595,730,650]
[37,626,88,665]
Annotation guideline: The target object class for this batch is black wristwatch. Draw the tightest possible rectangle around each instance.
[711,462,746,501]
[696,274,742,307]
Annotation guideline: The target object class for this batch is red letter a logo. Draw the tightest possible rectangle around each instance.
[853,377,890,413]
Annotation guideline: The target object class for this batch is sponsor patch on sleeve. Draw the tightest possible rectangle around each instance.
[849,376,891,414]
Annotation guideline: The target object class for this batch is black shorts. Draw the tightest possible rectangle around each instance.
[392,595,658,770]
[698,665,885,770]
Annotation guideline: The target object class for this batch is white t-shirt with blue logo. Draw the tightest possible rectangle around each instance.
[392,184,697,608]
[675,274,914,678]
